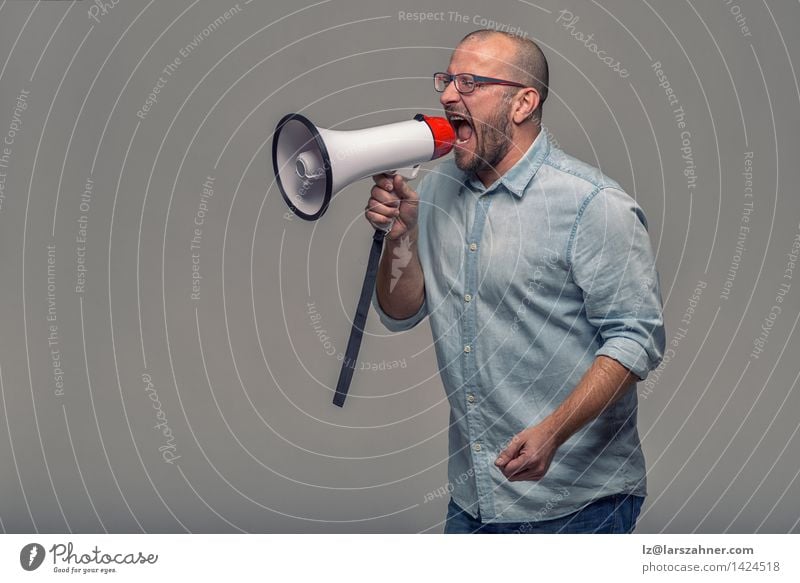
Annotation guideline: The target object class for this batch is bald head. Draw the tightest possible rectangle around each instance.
[458,29,549,122]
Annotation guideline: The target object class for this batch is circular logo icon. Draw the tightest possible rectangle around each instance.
[20,543,46,571]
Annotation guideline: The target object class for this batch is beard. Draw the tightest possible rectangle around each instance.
[453,103,513,175]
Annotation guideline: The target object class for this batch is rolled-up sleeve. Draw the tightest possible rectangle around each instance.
[569,187,666,380]
[371,287,428,332]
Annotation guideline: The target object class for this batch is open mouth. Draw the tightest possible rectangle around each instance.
[447,113,474,145]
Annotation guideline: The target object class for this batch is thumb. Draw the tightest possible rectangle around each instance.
[495,435,523,467]
[392,174,416,200]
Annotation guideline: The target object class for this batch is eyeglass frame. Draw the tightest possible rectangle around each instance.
[433,72,527,94]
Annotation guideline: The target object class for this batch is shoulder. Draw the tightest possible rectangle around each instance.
[542,146,645,225]
[542,145,623,194]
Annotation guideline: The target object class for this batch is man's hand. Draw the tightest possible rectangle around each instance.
[493,356,640,482]
[494,422,562,482]
[365,173,419,240]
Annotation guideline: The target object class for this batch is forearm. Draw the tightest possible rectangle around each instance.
[540,355,640,446]
[375,227,425,319]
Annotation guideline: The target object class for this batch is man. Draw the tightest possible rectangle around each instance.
[365,30,665,533]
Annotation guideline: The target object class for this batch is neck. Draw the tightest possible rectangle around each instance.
[476,125,541,187]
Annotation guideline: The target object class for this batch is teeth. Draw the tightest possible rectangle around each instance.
[449,114,472,145]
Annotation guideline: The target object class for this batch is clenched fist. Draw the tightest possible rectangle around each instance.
[364,173,419,240]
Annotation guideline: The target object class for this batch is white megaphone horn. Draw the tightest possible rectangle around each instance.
[272,113,456,220]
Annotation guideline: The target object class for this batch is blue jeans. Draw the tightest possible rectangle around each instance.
[444,493,644,534]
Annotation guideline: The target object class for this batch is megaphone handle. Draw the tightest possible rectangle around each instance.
[333,228,387,407]
[390,165,420,180]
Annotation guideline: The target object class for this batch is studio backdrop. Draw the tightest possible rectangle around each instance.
[0,0,798,533]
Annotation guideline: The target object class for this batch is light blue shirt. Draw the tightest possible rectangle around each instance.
[372,129,666,523]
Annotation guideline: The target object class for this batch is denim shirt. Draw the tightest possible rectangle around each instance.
[372,129,666,523]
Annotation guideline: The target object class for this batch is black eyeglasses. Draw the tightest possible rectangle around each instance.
[433,72,526,94]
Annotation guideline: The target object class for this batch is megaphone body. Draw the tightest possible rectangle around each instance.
[273,113,455,220]
[272,112,455,408]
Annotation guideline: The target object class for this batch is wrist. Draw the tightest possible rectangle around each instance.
[539,413,571,447]
[387,225,418,245]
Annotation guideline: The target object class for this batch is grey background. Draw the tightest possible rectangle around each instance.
[0,0,798,533]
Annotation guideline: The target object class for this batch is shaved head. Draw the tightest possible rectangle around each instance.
[458,29,549,122]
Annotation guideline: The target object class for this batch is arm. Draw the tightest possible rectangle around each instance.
[495,355,639,480]
[375,226,425,320]
[496,187,665,481]
[367,173,428,324]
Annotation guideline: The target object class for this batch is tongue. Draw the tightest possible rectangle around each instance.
[457,123,473,141]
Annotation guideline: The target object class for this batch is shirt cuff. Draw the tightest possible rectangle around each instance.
[595,336,654,381]
[371,287,427,332]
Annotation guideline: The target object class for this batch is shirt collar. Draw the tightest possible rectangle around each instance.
[460,129,550,198]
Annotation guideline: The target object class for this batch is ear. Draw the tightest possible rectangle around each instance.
[512,88,541,124]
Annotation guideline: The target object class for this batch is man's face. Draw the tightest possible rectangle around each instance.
[440,38,518,174]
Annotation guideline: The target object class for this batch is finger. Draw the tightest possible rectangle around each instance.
[370,185,401,206]
[502,456,529,477]
[392,175,417,200]
[366,194,398,213]
[366,199,400,217]
[371,173,395,192]
[508,469,544,482]
[372,172,392,185]
[365,210,394,229]
[495,435,523,467]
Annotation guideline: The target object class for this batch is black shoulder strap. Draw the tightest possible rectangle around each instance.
[333,228,386,407]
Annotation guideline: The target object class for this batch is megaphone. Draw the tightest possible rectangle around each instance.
[272,113,456,220]
[272,112,456,409]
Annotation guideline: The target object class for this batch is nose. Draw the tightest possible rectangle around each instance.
[439,78,461,108]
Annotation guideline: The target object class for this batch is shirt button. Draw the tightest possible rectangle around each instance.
[473,443,482,452]
[464,293,472,302]
[463,345,471,353]
[468,242,478,252]
[467,393,475,403]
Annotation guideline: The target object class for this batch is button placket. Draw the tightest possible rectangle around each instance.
[462,193,496,519]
